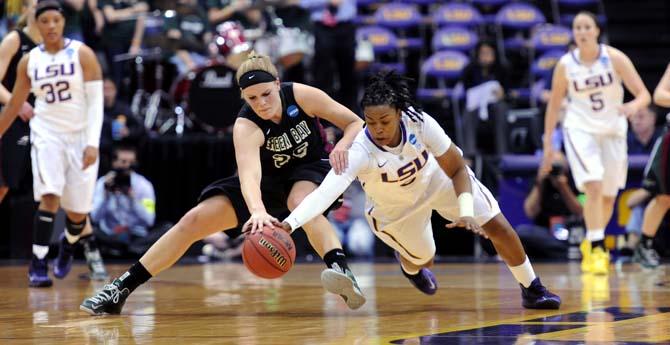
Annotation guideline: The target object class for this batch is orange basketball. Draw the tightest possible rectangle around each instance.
[242,226,296,279]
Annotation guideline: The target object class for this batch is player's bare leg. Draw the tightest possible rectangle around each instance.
[288,180,366,309]
[482,214,561,309]
[80,195,238,315]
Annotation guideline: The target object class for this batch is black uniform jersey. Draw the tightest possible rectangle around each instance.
[0,29,36,190]
[238,82,327,177]
[2,29,36,105]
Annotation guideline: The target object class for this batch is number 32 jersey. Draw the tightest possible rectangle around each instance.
[561,44,626,137]
[27,39,87,136]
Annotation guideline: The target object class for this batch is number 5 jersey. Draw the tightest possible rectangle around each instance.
[561,44,626,137]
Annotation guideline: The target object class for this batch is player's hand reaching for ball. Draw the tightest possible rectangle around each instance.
[329,142,350,175]
[445,216,488,239]
[244,210,279,235]
[278,221,292,234]
[82,146,98,170]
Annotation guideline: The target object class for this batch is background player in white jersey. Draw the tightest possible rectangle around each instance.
[0,0,104,287]
[278,72,561,309]
[542,11,650,275]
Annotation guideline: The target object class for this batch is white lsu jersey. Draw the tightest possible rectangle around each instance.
[27,39,88,136]
[561,44,626,137]
[353,110,452,222]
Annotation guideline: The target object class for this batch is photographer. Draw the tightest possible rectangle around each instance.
[517,150,584,259]
[90,146,156,256]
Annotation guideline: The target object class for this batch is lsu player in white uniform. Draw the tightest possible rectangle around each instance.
[542,11,650,275]
[0,0,104,287]
[278,72,561,309]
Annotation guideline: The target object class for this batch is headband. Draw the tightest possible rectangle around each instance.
[238,70,277,89]
[35,0,63,19]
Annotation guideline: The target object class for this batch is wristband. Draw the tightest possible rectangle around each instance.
[458,192,474,218]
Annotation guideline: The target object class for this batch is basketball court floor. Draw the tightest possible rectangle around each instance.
[2,261,669,344]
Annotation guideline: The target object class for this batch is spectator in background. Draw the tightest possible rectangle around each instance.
[165,0,212,74]
[98,0,147,89]
[628,106,662,154]
[461,41,510,156]
[100,78,144,171]
[623,106,662,255]
[207,0,250,26]
[301,0,357,112]
[517,150,583,259]
[62,0,85,40]
[91,146,156,257]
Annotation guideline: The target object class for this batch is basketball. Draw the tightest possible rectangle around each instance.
[242,226,296,279]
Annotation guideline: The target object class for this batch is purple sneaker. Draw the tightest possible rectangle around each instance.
[29,256,53,288]
[521,277,561,309]
[402,267,438,295]
[54,234,75,279]
[394,251,438,295]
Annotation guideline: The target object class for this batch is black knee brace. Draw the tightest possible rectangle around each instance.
[65,217,86,237]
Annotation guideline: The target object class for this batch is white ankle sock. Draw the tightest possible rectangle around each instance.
[587,229,605,242]
[508,256,536,288]
[64,230,80,244]
[33,245,49,259]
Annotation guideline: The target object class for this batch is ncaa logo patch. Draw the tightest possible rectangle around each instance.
[599,55,609,66]
[66,48,74,59]
[409,134,417,145]
[287,105,299,118]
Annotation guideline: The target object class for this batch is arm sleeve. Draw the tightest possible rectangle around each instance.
[421,112,452,157]
[85,80,104,148]
[284,145,370,231]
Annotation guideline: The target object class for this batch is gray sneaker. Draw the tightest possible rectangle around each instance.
[83,241,109,281]
[320,264,366,310]
[633,243,660,269]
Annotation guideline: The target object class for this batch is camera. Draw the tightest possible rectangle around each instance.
[550,162,564,176]
[106,168,131,193]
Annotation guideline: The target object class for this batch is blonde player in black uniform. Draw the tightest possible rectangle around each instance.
[542,11,650,275]
[277,72,561,309]
[80,51,367,315]
[0,0,108,284]
[0,0,105,287]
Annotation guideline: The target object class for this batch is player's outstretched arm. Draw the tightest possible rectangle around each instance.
[434,145,486,237]
[282,146,368,232]
[234,117,278,233]
[0,55,31,136]
[293,83,364,174]
[610,48,650,117]
[654,63,670,107]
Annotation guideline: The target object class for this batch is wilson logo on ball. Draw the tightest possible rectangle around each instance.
[259,237,288,268]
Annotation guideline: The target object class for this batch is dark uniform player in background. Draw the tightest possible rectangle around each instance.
[81,51,366,315]
[0,0,40,204]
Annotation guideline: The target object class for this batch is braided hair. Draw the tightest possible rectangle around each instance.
[360,71,423,118]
